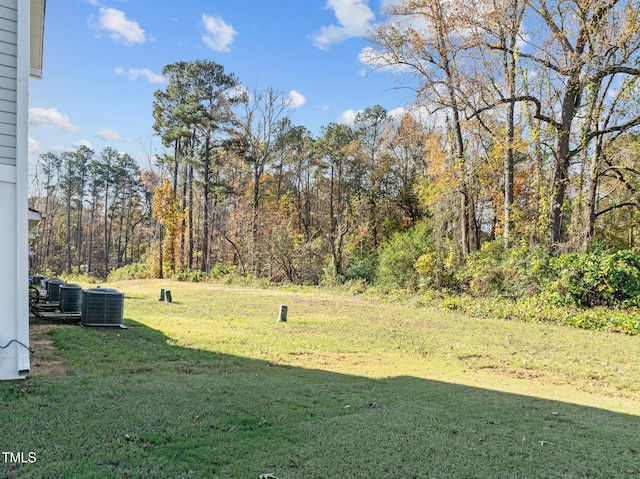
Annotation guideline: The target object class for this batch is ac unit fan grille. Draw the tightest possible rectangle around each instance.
[81,288,125,328]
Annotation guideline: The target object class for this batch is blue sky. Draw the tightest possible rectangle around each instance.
[29,0,414,169]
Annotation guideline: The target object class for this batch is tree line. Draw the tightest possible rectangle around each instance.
[30,0,640,289]
[30,145,149,277]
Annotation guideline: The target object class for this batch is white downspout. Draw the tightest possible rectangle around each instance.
[15,0,31,377]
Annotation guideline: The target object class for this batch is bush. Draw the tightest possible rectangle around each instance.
[60,272,101,284]
[456,241,506,297]
[108,263,150,282]
[345,253,379,284]
[459,240,552,299]
[33,268,57,280]
[209,263,238,279]
[377,224,433,291]
[172,268,208,282]
[439,292,640,335]
[549,246,640,308]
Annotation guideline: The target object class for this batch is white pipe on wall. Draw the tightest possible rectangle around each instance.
[0,0,31,380]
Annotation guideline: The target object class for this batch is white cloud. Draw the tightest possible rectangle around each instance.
[387,106,408,121]
[338,108,363,126]
[29,108,78,133]
[358,47,410,73]
[313,0,375,50]
[407,105,448,129]
[516,30,531,51]
[114,67,166,84]
[28,138,43,169]
[50,145,76,154]
[96,127,123,142]
[74,139,94,149]
[226,84,250,102]
[29,137,42,156]
[288,90,306,108]
[338,105,436,128]
[94,7,146,45]
[358,47,388,67]
[606,87,620,99]
[201,14,237,52]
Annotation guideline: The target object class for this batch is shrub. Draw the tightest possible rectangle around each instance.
[209,263,238,279]
[343,278,369,295]
[457,240,506,297]
[141,243,162,279]
[320,261,345,287]
[345,253,379,284]
[439,292,640,335]
[549,246,640,308]
[33,268,57,280]
[459,240,552,299]
[60,272,101,284]
[377,224,433,291]
[108,263,150,282]
[172,268,208,282]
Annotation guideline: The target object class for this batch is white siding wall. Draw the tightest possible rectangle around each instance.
[0,1,17,167]
[0,0,29,381]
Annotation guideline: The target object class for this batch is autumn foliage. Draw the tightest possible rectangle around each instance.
[28,1,640,332]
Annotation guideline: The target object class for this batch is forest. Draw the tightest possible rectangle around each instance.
[28,0,640,331]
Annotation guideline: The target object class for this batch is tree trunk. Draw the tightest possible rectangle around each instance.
[584,136,603,247]
[116,193,125,267]
[448,107,469,257]
[201,134,210,273]
[180,162,188,270]
[87,198,96,273]
[549,83,580,246]
[66,195,72,274]
[75,189,84,271]
[158,227,164,279]
[434,1,469,257]
[252,162,262,275]
[503,53,516,245]
[172,139,180,195]
[501,4,523,246]
[104,187,110,277]
[188,163,194,269]
[329,163,339,276]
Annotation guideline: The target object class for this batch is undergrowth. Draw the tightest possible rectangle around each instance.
[58,239,640,336]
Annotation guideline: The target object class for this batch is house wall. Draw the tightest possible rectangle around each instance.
[0,0,30,380]
[0,1,17,167]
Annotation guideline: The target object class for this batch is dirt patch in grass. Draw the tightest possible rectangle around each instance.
[29,317,68,379]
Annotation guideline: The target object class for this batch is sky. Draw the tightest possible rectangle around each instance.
[28,0,415,170]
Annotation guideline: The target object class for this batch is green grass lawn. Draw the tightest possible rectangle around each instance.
[2,279,639,478]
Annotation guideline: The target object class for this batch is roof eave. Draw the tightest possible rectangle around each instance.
[30,0,46,79]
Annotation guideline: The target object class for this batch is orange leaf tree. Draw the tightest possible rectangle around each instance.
[152,178,188,277]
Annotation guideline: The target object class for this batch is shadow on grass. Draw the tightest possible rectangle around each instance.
[1,319,639,479]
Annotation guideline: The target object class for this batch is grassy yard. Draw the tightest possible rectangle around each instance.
[1,279,639,478]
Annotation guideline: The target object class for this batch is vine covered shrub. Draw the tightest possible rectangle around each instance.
[209,263,238,280]
[440,293,640,335]
[549,246,640,307]
[60,272,101,284]
[376,224,433,291]
[346,253,379,284]
[172,268,208,282]
[108,263,150,281]
[458,240,552,299]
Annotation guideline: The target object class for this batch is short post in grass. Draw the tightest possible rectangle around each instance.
[165,290,172,303]
[278,304,288,322]
[158,288,165,301]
